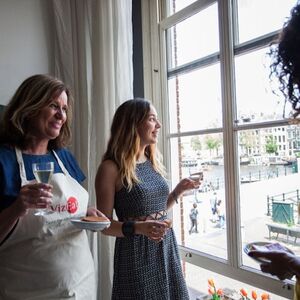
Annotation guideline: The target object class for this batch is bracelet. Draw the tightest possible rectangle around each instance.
[171,190,179,204]
[122,221,136,237]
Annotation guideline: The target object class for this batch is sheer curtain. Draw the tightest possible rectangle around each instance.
[52,1,133,299]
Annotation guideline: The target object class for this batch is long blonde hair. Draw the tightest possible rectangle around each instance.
[102,98,165,190]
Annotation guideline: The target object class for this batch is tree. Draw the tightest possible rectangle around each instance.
[205,135,220,156]
[191,136,202,155]
[265,135,278,154]
[239,130,256,156]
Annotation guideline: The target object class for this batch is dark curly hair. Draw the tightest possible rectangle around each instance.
[269,2,300,117]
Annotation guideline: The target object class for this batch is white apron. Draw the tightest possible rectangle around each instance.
[0,149,96,300]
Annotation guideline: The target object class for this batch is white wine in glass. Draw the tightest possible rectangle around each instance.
[32,161,54,216]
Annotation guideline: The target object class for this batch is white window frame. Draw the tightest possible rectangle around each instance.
[141,0,294,297]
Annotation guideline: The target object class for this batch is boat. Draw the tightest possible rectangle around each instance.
[240,176,259,184]
[240,157,250,165]
[268,156,289,165]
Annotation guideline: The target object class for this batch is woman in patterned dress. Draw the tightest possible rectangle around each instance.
[95,98,200,300]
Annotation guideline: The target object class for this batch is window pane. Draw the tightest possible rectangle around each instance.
[235,47,293,123]
[168,64,222,133]
[237,0,296,44]
[239,127,300,272]
[166,0,198,16]
[170,135,227,260]
[160,0,300,297]
[167,3,219,69]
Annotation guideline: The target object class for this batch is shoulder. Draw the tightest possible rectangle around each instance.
[0,145,17,167]
[0,144,15,157]
[54,148,85,183]
[55,148,76,161]
[96,159,119,179]
[0,145,20,202]
[95,159,122,188]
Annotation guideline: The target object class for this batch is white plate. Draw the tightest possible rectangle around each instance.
[71,218,111,231]
[244,241,294,263]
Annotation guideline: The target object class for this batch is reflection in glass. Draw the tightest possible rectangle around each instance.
[170,135,227,260]
[239,127,300,271]
[236,0,296,44]
[235,47,292,123]
[166,0,198,16]
[168,64,222,133]
[167,3,219,69]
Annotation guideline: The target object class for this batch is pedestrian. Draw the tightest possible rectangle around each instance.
[210,192,218,222]
[189,203,199,234]
[216,199,225,229]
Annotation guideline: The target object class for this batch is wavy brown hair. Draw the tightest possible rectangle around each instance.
[0,74,73,149]
[269,2,300,117]
[102,98,165,190]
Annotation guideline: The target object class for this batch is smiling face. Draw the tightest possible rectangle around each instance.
[28,91,68,143]
[137,105,161,147]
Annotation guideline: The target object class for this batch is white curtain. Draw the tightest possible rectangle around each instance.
[52,1,133,299]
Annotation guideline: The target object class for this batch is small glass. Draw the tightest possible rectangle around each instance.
[32,162,54,216]
[189,171,204,183]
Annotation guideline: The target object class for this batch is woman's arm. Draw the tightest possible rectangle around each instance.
[95,160,169,241]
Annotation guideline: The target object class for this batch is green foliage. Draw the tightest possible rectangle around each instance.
[191,136,202,152]
[265,135,278,154]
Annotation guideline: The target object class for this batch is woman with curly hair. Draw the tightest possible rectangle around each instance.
[269,1,300,118]
[249,2,300,299]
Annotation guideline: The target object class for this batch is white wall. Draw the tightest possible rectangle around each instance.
[0,0,54,105]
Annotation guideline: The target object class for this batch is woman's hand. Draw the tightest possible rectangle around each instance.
[249,250,299,280]
[135,220,170,242]
[86,207,107,217]
[13,183,53,216]
[174,177,200,197]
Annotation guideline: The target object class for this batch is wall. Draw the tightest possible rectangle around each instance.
[0,0,54,105]
[0,0,143,105]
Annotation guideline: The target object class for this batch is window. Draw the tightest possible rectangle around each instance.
[142,0,298,298]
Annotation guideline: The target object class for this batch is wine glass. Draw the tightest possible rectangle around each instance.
[189,171,203,203]
[32,161,54,216]
[189,171,204,183]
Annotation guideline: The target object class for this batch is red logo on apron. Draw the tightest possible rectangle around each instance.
[67,197,78,214]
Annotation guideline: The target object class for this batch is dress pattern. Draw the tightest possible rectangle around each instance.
[112,160,190,300]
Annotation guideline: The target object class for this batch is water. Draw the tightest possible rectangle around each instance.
[186,164,294,191]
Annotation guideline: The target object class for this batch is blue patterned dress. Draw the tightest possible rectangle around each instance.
[112,160,189,300]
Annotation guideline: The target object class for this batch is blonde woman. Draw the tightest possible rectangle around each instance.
[95,98,199,300]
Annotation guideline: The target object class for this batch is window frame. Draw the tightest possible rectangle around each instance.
[141,0,294,297]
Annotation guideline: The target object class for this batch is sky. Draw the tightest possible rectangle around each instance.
[167,0,297,132]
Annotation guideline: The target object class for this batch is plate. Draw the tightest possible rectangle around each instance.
[71,218,111,231]
[244,241,294,263]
